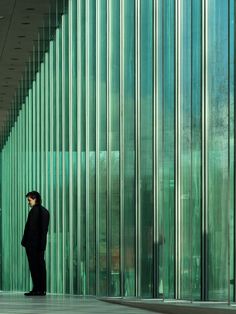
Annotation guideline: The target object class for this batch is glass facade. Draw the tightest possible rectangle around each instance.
[0,0,235,302]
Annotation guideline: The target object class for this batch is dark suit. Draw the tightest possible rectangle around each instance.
[21,204,50,292]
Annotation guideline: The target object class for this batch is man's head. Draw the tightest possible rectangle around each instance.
[26,191,42,207]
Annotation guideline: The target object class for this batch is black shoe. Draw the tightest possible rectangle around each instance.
[24,290,46,296]
[24,291,37,296]
[35,291,46,296]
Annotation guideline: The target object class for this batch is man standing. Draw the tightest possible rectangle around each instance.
[21,191,50,296]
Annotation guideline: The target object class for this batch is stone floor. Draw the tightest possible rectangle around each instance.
[0,292,158,314]
[102,297,236,314]
[2,292,235,314]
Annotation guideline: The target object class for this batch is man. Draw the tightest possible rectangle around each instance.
[21,191,50,296]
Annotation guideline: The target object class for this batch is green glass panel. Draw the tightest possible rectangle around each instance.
[97,0,108,296]
[179,0,201,300]
[123,0,135,297]
[206,0,230,301]
[140,0,153,298]
[157,0,175,299]
[87,0,96,295]
[109,0,120,297]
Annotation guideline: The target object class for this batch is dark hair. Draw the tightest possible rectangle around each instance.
[26,191,42,204]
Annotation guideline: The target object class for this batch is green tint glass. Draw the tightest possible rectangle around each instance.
[0,0,234,303]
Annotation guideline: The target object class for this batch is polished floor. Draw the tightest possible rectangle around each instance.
[0,292,157,314]
[0,292,236,314]
[103,297,236,314]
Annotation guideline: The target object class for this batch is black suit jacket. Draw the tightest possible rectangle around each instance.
[21,204,50,251]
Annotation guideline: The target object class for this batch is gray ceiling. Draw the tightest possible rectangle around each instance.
[0,0,64,148]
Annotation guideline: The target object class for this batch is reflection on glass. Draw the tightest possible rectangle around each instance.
[0,0,234,302]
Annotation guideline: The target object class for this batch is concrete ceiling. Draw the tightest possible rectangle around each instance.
[0,0,63,148]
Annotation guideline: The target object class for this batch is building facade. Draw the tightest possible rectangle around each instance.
[1,0,235,302]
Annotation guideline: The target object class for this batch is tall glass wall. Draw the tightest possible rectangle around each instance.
[0,0,235,302]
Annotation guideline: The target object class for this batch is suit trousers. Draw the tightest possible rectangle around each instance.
[26,247,46,292]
